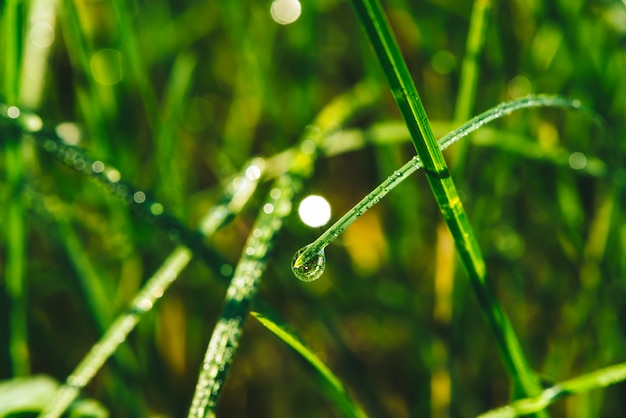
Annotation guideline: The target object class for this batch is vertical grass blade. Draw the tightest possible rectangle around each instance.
[348,0,545,407]
[454,0,492,125]
[187,172,306,418]
[155,51,197,216]
[2,0,29,377]
[110,0,159,127]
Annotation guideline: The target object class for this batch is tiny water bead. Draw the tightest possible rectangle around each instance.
[291,245,326,282]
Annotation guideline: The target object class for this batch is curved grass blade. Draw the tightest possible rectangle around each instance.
[347,0,546,408]
[2,0,30,377]
[293,95,597,272]
[250,310,367,418]
[452,0,493,172]
[187,82,379,417]
[477,362,626,418]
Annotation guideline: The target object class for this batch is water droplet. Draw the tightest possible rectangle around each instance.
[291,245,326,282]
[92,160,105,173]
[133,191,146,203]
[263,203,274,214]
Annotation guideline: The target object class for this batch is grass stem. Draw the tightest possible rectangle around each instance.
[348,0,545,407]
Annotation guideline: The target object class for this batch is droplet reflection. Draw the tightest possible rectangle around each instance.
[291,245,326,282]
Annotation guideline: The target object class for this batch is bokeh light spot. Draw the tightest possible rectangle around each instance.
[270,0,302,25]
[568,152,587,170]
[508,75,532,98]
[431,50,456,75]
[7,106,20,119]
[90,49,123,86]
[30,22,55,48]
[298,195,331,227]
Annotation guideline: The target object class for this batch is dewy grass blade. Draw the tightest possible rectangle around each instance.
[454,0,492,125]
[38,157,265,418]
[3,82,377,417]
[293,95,596,274]
[155,51,197,216]
[251,310,367,418]
[188,83,378,418]
[110,0,159,128]
[348,0,546,406]
[188,172,305,418]
[58,0,112,158]
[477,362,626,418]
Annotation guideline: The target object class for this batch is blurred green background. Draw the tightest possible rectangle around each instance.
[1,0,626,416]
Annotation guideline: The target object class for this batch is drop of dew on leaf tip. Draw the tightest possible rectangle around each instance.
[291,245,326,282]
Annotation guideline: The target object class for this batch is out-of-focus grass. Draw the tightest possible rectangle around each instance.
[1,0,625,417]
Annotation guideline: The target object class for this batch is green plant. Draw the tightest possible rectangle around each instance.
[1,0,625,417]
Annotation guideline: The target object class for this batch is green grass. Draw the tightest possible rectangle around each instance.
[1,0,625,417]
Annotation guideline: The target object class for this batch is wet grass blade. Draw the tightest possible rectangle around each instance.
[348,0,546,408]
[38,156,264,418]
[251,310,368,418]
[477,362,626,418]
[188,82,379,417]
[291,96,602,269]
[2,0,29,377]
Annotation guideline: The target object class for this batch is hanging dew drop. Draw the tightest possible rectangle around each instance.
[291,245,326,282]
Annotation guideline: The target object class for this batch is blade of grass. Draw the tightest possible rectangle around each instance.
[2,0,21,103]
[454,0,492,126]
[38,156,265,418]
[34,83,377,417]
[477,362,626,418]
[110,0,159,128]
[188,82,379,417]
[438,2,493,410]
[19,0,59,108]
[58,0,112,158]
[6,81,376,416]
[2,0,29,377]
[251,310,368,418]
[57,218,113,329]
[347,0,545,407]
[293,96,597,269]
[155,51,197,217]
[315,120,607,179]
[187,171,307,418]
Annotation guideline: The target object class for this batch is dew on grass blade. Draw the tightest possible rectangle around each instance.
[55,122,81,145]
[270,0,301,25]
[291,245,326,282]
